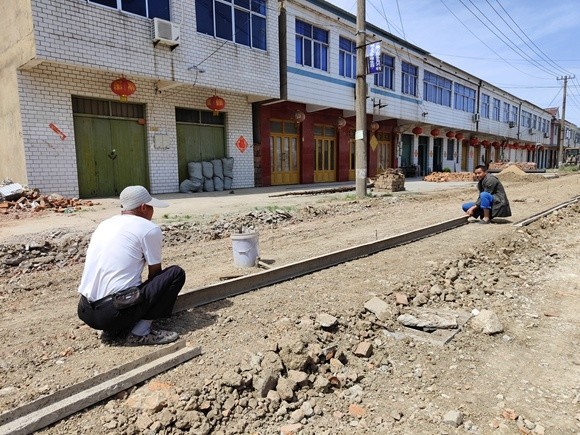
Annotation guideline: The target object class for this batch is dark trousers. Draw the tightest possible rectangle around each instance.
[78,265,186,333]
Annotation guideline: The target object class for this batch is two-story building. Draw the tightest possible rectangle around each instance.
[0,0,279,197]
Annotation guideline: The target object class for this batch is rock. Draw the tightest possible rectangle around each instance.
[301,401,314,417]
[348,403,366,418]
[287,370,309,388]
[125,380,178,413]
[413,293,428,306]
[442,410,463,427]
[136,413,153,431]
[445,267,459,281]
[280,423,303,435]
[429,284,443,296]
[471,309,504,334]
[276,377,295,401]
[353,342,373,358]
[253,372,278,398]
[313,375,330,392]
[278,338,313,371]
[364,297,393,321]
[397,313,457,329]
[289,408,305,424]
[394,292,409,305]
[316,313,338,328]
[221,371,243,388]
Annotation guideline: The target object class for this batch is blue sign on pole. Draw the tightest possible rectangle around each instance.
[366,42,382,74]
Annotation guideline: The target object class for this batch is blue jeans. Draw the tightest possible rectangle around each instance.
[462,192,493,219]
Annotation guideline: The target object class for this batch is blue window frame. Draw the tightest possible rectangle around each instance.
[423,71,452,107]
[511,105,518,123]
[339,37,356,78]
[295,19,328,71]
[481,94,490,118]
[90,0,170,19]
[196,0,267,50]
[503,102,511,123]
[521,110,532,128]
[401,61,418,96]
[492,98,501,121]
[374,54,394,89]
[453,83,476,113]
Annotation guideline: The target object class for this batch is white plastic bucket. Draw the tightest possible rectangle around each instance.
[231,232,259,267]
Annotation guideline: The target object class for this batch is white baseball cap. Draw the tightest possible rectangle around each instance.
[119,185,169,210]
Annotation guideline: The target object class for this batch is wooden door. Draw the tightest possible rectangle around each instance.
[461,142,469,171]
[270,120,300,185]
[376,132,392,172]
[314,125,337,182]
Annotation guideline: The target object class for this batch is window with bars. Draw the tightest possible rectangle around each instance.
[338,36,356,79]
[423,71,452,106]
[401,61,418,96]
[511,105,518,123]
[196,0,267,50]
[295,19,328,71]
[176,108,225,125]
[453,83,476,113]
[89,0,169,19]
[72,96,145,119]
[374,54,394,89]
[521,110,532,128]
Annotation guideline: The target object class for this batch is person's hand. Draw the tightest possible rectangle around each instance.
[466,206,477,217]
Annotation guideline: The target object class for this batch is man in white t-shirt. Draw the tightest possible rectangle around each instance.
[78,186,186,346]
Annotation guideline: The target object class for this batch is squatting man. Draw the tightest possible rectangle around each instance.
[77,186,185,346]
[462,165,511,224]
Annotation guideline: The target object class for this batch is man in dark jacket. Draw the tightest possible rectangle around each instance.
[462,165,511,224]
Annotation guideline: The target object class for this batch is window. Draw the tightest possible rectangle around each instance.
[295,19,328,71]
[453,83,476,113]
[196,0,267,50]
[339,37,356,78]
[481,94,490,118]
[492,98,501,121]
[401,61,418,96]
[503,102,510,123]
[423,71,452,106]
[532,115,537,129]
[511,105,518,123]
[521,110,532,128]
[374,54,394,89]
[90,0,169,19]
[446,139,454,161]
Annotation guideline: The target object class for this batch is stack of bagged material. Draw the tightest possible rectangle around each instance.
[202,161,214,192]
[180,162,204,193]
[222,157,234,190]
[179,158,235,193]
[212,159,224,191]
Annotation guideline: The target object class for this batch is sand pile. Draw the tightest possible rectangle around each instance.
[497,164,545,183]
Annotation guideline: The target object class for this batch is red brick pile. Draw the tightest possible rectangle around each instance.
[0,188,96,214]
[488,162,537,172]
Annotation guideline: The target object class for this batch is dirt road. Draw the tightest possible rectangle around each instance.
[0,173,579,434]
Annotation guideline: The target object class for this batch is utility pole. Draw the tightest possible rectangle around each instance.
[355,0,367,198]
[557,75,574,166]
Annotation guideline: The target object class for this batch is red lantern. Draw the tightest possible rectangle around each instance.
[206,94,226,116]
[110,76,136,102]
[445,131,455,138]
[455,132,464,140]
[481,140,490,147]
[412,127,423,135]
[469,137,479,146]
[492,141,500,148]
[370,121,380,132]
[431,128,440,137]
[337,117,347,129]
[513,142,520,149]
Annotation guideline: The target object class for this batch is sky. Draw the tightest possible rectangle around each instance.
[327,0,580,126]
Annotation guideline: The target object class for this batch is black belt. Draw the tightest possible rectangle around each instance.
[82,294,113,309]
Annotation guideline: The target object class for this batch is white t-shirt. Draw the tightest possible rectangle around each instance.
[78,214,163,302]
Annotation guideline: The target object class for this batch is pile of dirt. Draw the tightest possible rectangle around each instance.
[423,172,475,182]
[496,165,546,183]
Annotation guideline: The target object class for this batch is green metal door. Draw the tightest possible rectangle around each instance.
[74,116,148,197]
[176,124,225,183]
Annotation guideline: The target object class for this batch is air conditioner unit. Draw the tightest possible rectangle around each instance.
[543,132,549,138]
[472,113,480,122]
[152,17,180,48]
[508,121,515,128]
[528,128,534,135]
